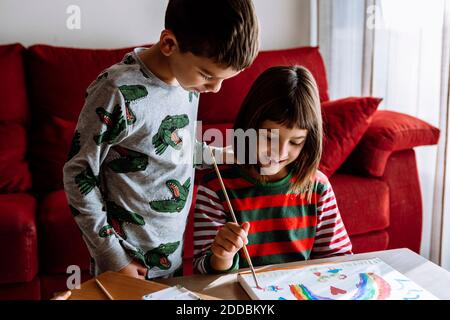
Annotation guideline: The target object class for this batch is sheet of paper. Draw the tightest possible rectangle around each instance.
[143,286,201,300]
[238,258,439,300]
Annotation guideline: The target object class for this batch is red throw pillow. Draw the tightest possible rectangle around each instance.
[319,97,382,177]
[344,110,440,177]
[0,43,32,193]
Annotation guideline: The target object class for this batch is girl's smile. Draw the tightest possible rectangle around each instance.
[257,120,308,180]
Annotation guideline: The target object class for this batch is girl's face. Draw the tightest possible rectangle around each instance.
[257,120,308,177]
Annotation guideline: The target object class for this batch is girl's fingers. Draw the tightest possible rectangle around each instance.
[226,223,248,240]
[215,234,238,252]
[211,242,234,259]
[241,222,250,233]
[241,222,250,245]
[220,227,244,249]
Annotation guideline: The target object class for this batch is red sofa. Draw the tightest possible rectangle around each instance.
[0,43,440,300]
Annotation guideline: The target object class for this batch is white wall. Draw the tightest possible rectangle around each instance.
[0,0,313,50]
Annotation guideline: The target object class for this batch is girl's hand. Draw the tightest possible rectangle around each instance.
[210,222,250,271]
[118,260,148,280]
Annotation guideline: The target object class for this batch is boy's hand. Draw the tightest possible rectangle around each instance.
[210,222,250,271]
[51,290,72,300]
[118,260,148,280]
[221,145,243,165]
[222,145,234,164]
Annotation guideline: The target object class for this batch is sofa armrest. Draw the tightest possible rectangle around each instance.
[383,149,423,252]
[342,110,440,177]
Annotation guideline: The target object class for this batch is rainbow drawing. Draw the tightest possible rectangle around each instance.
[289,272,391,300]
[352,272,391,300]
[290,284,333,300]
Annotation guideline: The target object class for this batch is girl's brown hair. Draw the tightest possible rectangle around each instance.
[233,66,323,200]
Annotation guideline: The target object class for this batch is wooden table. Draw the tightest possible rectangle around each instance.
[69,248,450,300]
[68,271,219,300]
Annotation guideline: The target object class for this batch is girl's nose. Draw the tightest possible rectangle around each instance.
[278,142,290,160]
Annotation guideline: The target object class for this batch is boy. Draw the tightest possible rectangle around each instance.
[63,0,259,280]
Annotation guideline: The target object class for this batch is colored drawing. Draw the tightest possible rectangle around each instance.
[330,286,347,296]
[352,273,391,300]
[328,268,342,274]
[237,258,438,300]
[264,285,283,293]
[290,284,332,300]
[288,273,389,300]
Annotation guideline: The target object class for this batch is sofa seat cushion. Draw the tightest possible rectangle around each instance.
[39,190,90,273]
[0,194,38,284]
[349,230,389,254]
[330,174,390,236]
[0,276,40,300]
[0,43,32,193]
[198,46,329,124]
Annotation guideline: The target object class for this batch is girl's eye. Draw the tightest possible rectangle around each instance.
[291,141,305,146]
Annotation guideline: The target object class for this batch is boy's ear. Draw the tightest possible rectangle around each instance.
[159,29,179,56]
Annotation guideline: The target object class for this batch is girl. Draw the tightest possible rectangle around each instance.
[194,66,352,273]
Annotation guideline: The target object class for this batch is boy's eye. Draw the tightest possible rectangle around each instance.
[200,73,213,81]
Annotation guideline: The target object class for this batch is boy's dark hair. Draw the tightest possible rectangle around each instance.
[165,0,259,70]
[233,66,323,200]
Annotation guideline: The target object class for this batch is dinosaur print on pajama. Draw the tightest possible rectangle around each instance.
[63,49,209,278]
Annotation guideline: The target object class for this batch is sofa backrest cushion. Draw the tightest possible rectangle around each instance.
[25,45,329,192]
[198,46,329,124]
[26,44,134,192]
[0,43,32,193]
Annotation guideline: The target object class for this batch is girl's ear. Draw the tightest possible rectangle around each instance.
[159,29,179,56]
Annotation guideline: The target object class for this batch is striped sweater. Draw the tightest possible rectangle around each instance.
[193,165,353,274]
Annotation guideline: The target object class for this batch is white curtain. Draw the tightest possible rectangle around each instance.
[433,0,450,270]
[318,0,450,268]
[318,0,366,99]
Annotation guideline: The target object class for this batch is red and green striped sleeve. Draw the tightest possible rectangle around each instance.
[193,184,240,274]
[311,173,353,258]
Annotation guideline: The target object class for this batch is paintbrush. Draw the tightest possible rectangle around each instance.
[207,145,262,289]
[95,278,114,300]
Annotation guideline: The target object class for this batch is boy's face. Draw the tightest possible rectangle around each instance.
[160,30,242,93]
[257,120,308,176]
[168,51,241,94]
